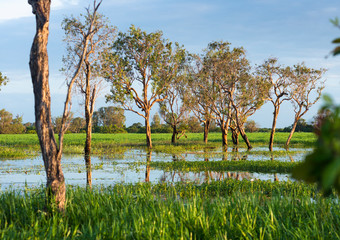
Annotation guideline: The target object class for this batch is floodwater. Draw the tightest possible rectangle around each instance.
[0,147,310,190]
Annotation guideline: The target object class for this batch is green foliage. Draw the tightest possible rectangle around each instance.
[293,96,340,195]
[0,109,26,134]
[93,106,125,129]
[331,17,340,56]
[0,72,8,91]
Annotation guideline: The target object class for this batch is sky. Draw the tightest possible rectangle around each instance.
[0,0,339,128]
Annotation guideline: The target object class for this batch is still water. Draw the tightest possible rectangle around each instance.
[0,147,310,190]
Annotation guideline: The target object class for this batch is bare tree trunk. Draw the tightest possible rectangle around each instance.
[203,119,210,144]
[84,64,93,189]
[145,111,152,149]
[28,0,65,211]
[171,124,177,144]
[269,106,279,151]
[84,119,92,188]
[231,129,239,145]
[238,127,252,150]
[145,151,152,182]
[221,126,228,150]
[285,117,299,148]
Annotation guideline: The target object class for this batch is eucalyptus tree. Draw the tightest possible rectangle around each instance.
[200,42,233,148]
[185,54,215,144]
[105,26,186,149]
[227,71,270,150]
[62,0,115,188]
[285,64,325,147]
[204,42,269,150]
[257,58,292,151]
[28,0,101,210]
[0,72,8,91]
[158,64,189,144]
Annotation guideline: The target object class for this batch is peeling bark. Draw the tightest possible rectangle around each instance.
[28,0,65,211]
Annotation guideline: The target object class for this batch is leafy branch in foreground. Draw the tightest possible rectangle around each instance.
[293,96,340,196]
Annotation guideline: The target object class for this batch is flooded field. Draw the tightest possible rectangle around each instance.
[0,146,310,190]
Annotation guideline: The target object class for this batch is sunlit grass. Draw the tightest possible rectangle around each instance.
[0,181,338,239]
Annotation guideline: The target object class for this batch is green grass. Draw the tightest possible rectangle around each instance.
[0,181,339,239]
[149,159,297,173]
[0,132,316,157]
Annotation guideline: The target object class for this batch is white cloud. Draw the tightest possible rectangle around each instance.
[0,0,80,23]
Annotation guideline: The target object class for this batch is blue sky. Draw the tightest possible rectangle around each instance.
[0,0,339,127]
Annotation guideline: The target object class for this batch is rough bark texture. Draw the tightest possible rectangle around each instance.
[84,64,93,189]
[84,118,92,188]
[28,0,65,211]
[231,129,239,145]
[221,127,228,150]
[145,111,152,149]
[171,125,177,144]
[203,119,211,144]
[269,107,279,151]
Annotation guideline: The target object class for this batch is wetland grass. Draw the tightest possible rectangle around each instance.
[150,159,298,174]
[0,181,339,239]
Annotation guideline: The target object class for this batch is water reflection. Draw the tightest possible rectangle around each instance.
[1,147,301,190]
[145,151,151,182]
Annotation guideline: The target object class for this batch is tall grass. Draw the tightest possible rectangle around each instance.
[0,181,338,239]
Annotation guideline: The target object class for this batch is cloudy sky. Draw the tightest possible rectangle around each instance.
[0,0,339,127]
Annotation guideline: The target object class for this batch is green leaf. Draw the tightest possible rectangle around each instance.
[321,157,340,190]
[332,38,340,44]
[332,46,340,56]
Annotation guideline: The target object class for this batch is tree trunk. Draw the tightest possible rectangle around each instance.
[84,119,92,188]
[171,124,177,144]
[221,126,228,150]
[28,0,65,211]
[269,106,280,151]
[145,111,152,149]
[238,127,252,150]
[285,117,299,148]
[203,119,210,144]
[84,63,93,189]
[145,151,152,182]
[231,128,239,145]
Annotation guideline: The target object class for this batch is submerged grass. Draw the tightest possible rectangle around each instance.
[0,146,36,159]
[0,181,339,239]
[150,159,298,174]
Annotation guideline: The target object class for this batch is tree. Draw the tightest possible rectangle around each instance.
[151,113,162,130]
[93,106,125,129]
[69,117,86,133]
[159,68,189,143]
[0,109,25,134]
[245,120,259,133]
[257,58,292,151]
[28,0,66,211]
[198,41,234,149]
[185,54,215,144]
[0,72,8,91]
[285,64,325,147]
[62,0,115,188]
[28,0,91,210]
[187,116,202,133]
[105,25,185,149]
